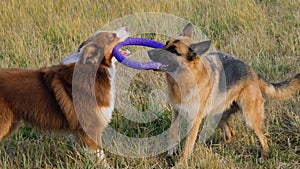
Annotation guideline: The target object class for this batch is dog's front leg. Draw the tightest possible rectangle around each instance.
[178,109,204,166]
[168,109,181,156]
[76,129,111,168]
[167,109,181,167]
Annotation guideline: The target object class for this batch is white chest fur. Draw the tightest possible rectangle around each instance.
[169,87,201,122]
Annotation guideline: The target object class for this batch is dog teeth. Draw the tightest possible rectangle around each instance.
[160,65,168,69]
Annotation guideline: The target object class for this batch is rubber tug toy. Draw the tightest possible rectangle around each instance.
[112,37,165,70]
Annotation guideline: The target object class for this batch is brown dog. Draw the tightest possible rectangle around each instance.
[148,23,300,165]
[0,27,130,163]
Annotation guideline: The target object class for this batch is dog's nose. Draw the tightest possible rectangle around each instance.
[124,26,130,33]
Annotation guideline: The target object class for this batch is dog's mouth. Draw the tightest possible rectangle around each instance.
[119,49,131,57]
[147,49,171,72]
[154,64,169,72]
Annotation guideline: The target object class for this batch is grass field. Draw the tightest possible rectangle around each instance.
[0,0,299,168]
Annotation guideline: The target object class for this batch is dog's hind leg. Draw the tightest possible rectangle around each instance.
[218,102,239,142]
[0,100,14,141]
[238,85,268,163]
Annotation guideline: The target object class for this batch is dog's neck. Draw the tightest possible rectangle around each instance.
[101,52,114,67]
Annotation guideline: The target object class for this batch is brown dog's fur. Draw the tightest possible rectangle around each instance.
[148,23,300,165]
[0,28,129,157]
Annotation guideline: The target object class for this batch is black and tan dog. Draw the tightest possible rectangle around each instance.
[147,23,300,165]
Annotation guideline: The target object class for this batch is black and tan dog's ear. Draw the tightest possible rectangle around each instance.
[188,40,211,60]
[79,43,104,64]
[180,23,194,38]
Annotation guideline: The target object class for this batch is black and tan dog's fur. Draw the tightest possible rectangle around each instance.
[148,23,300,165]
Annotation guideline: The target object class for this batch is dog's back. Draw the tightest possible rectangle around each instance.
[0,66,75,135]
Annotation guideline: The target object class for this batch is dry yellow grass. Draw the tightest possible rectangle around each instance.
[0,0,299,168]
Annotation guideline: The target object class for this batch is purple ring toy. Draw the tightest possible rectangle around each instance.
[113,37,164,70]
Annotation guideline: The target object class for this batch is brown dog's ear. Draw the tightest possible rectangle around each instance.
[180,23,194,38]
[188,40,211,60]
[79,43,104,64]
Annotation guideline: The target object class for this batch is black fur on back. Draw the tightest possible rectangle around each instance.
[206,52,252,91]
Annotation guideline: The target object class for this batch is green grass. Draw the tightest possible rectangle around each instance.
[0,0,299,168]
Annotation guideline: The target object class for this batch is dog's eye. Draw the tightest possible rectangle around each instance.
[108,33,116,42]
[165,40,170,46]
[77,41,87,52]
[166,46,181,56]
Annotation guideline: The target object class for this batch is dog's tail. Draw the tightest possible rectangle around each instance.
[258,73,300,99]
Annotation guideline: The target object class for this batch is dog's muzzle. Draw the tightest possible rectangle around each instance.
[147,49,171,72]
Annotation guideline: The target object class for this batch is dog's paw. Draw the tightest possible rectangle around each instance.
[221,125,236,144]
[258,156,265,164]
[96,149,106,161]
[100,159,112,169]
[84,148,111,168]
[166,145,180,167]
[168,145,179,156]
[97,150,112,169]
